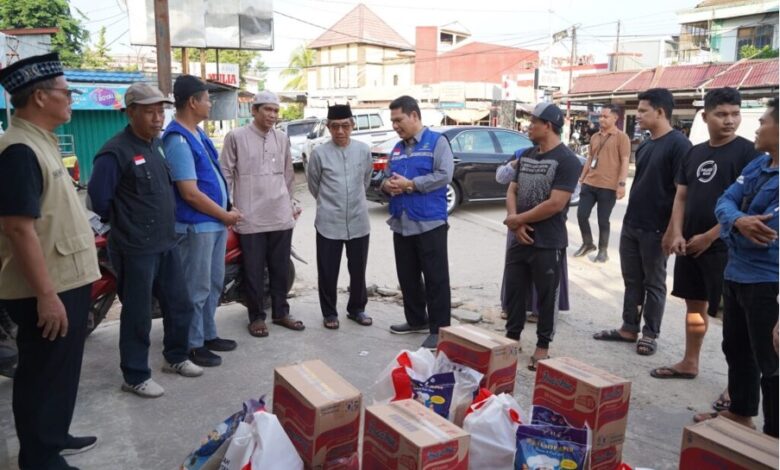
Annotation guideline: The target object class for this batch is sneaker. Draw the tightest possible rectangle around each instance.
[421,334,439,350]
[162,359,204,377]
[390,322,429,335]
[60,435,97,456]
[594,249,609,263]
[189,347,222,367]
[573,244,597,257]
[204,337,238,352]
[121,378,164,398]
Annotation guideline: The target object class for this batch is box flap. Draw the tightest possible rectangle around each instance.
[541,357,629,387]
[686,416,779,466]
[274,359,361,408]
[440,325,516,348]
[367,400,468,447]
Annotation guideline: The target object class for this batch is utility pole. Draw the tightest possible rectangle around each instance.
[614,20,621,56]
[566,25,577,118]
[153,0,172,95]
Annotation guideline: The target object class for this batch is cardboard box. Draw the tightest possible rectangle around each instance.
[589,444,622,470]
[273,360,361,469]
[532,357,631,448]
[436,325,519,394]
[680,416,779,470]
[363,399,470,470]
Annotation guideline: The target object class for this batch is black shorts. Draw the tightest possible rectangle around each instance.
[671,250,727,303]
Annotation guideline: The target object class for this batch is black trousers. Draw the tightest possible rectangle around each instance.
[240,229,292,322]
[619,224,667,338]
[6,284,91,470]
[109,246,193,385]
[577,183,617,249]
[722,281,779,437]
[505,245,561,348]
[316,232,369,318]
[393,224,450,334]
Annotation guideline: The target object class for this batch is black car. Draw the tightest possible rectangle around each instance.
[367,126,583,214]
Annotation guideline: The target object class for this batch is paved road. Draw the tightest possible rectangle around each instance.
[0,169,739,469]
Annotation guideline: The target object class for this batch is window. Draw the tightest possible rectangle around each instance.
[494,131,532,154]
[440,32,454,46]
[355,115,369,130]
[451,131,495,154]
[369,114,382,129]
[737,24,775,51]
[333,66,347,88]
[682,21,709,49]
[393,74,399,86]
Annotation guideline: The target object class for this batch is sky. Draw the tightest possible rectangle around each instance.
[70,0,699,88]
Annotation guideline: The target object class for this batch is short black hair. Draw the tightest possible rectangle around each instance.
[9,77,59,108]
[638,88,674,120]
[602,104,622,116]
[389,95,421,119]
[768,97,779,124]
[704,87,741,111]
[175,90,208,111]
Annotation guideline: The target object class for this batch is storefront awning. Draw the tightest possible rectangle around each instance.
[442,108,489,123]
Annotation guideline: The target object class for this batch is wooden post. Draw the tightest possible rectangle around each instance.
[200,49,207,79]
[153,0,172,95]
[181,47,189,75]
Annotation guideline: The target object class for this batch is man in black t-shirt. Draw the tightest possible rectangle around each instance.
[651,88,759,382]
[503,103,581,370]
[594,88,692,356]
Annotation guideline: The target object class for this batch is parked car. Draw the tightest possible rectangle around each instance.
[277,118,322,167]
[367,126,585,214]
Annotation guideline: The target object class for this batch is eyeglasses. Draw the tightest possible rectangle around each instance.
[42,88,82,100]
[328,123,353,130]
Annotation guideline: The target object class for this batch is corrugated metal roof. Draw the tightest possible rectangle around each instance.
[64,70,146,84]
[308,4,412,50]
[570,71,638,94]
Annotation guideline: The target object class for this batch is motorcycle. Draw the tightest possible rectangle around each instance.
[87,227,306,335]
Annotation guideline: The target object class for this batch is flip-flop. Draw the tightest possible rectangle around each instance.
[636,337,657,356]
[346,312,372,326]
[693,411,719,423]
[247,320,269,337]
[528,355,550,371]
[650,366,697,379]
[712,390,730,411]
[593,329,637,342]
[272,315,306,331]
[323,316,340,330]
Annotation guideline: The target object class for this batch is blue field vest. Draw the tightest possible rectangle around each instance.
[388,128,448,221]
[162,120,228,225]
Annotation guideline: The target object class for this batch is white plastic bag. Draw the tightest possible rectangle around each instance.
[219,422,254,470]
[463,393,523,470]
[250,411,303,470]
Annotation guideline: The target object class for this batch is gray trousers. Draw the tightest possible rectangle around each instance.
[619,224,668,338]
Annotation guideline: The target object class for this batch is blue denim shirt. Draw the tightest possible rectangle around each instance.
[715,154,779,283]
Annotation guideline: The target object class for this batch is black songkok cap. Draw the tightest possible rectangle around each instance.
[0,52,64,95]
[327,103,353,120]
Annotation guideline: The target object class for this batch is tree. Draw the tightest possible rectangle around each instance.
[280,45,316,91]
[280,104,303,121]
[82,26,110,69]
[739,44,779,59]
[0,0,89,67]
[172,49,267,87]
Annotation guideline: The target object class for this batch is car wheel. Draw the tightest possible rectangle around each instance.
[446,182,460,214]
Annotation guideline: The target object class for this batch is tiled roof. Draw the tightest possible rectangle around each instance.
[569,59,778,95]
[64,69,146,84]
[308,3,413,50]
[437,42,535,59]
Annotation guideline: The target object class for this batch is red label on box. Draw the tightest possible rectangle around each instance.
[680,447,751,470]
[437,341,491,372]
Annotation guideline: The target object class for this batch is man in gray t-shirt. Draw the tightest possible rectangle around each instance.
[307,104,373,329]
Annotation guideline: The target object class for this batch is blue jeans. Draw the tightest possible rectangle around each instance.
[109,244,193,385]
[175,228,227,349]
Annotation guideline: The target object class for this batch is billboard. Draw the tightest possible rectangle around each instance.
[128,0,274,50]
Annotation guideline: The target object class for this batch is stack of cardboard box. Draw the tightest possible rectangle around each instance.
[532,357,631,470]
[680,416,779,470]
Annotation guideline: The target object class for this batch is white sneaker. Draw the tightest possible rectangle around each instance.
[162,359,203,377]
[121,378,165,398]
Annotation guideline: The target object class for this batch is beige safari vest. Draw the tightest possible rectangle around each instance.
[0,116,99,299]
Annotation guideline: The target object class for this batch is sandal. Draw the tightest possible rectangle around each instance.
[693,411,720,423]
[528,355,549,371]
[247,319,269,337]
[272,315,306,331]
[593,329,637,342]
[323,316,340,330]
[636,337,657,356]
[650,366,697,379]
[346,312,372,326]
[712,389,730,411]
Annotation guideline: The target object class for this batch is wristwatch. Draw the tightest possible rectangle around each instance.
[618,181,626,187]
[404,182,414,194]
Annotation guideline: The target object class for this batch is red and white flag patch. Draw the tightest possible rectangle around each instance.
[133,155,146,165]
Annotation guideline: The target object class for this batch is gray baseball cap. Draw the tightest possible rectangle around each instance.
[253,90,280,106]
[531,102,564,129]
[124,82,174,107]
